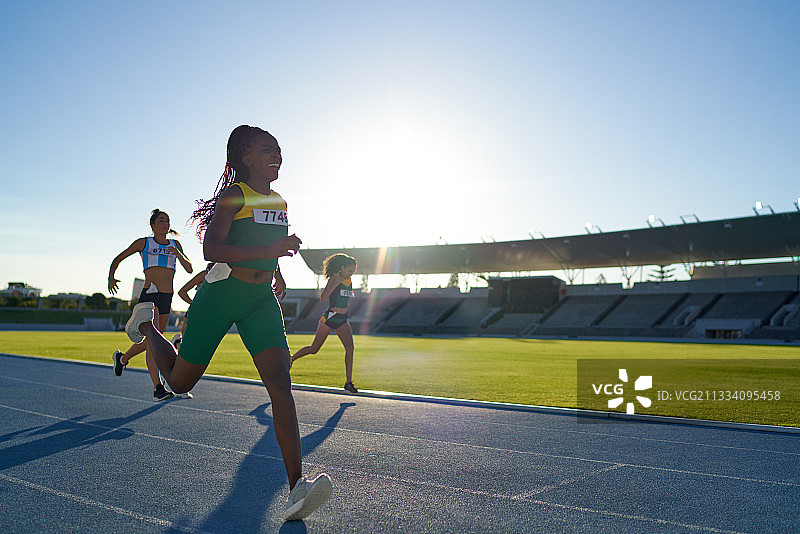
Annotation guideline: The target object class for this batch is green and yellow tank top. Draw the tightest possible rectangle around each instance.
[328,278,355,309]
[225,182,289,271]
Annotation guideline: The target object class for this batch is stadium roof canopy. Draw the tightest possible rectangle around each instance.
[299,211,800,275]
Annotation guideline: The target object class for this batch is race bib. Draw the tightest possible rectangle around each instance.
[253,209,289,225]
[149,245,174,256]
[340,289,355,298]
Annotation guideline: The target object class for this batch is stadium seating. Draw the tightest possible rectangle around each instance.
[483,312,543,336]
[595,294,685,329]
[286,298,329,333]
[701,291,794,322]
[656,293,719,328]
[432,293,493,335]
[347,288,409,334]
[381,298,462,334]
[537,295,621,329]
[283,274,800,341]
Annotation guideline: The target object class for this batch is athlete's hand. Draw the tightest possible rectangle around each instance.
[108,276,120,295]
[273,276,287,300]
[268,234,302,258]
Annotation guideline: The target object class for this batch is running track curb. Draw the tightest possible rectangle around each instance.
[3,352,799,435]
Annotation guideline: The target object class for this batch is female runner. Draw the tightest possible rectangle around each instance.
[123,125,331,521]
[108,209,193,400]
[291,253,359,393]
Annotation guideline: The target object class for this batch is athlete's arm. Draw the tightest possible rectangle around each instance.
[172,240,194,274]
[108,238,146,295]
[273,265,287,300]
[178,270,206,305]
[319,274,341,302]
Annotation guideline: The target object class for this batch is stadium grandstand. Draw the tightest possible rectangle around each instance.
[287,211,800,341]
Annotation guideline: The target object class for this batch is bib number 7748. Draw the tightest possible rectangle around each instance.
[253,209,289,225]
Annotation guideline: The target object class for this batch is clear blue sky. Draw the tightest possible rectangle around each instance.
[1,1,798,308]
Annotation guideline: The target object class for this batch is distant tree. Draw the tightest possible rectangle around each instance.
[447,273,459,288]
[84,293,108,310]
[595,274,607,285]
[42,298,61,309]
[649,265,676,282]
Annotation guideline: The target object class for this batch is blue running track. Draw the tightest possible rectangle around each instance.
[0,353,798,533]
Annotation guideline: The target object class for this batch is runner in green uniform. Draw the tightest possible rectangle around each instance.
[123,125,331,521]
[291,253,359,393]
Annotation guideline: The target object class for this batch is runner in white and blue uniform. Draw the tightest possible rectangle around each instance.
[108,209,193,400]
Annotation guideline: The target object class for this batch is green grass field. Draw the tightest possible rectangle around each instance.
[1,331,798,427]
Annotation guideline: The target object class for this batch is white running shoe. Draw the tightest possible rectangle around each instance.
[283,473,332,521]
[125,302,155,344]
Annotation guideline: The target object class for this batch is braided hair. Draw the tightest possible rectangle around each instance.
[189,125,275,239]
[322,254,357,278]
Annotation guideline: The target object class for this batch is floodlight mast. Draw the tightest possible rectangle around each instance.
[753,201,775,215]
[584,223,602,234]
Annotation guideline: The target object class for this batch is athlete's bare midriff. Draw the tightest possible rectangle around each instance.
[230,265,275,285]
[143,266,177,293]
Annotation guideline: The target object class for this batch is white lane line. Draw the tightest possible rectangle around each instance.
[0,403,286,462]
[522,497,750,534]
[322,465,751,534]
[0,459,752,534]
[306,422,800,488]
[2,399,799,490]
[0,472,216,534]
[0,407,764,534]
[3,371,798,460]
[0,375,782,464]
[0,446,751,534]
[514,463,626,498]
[467,419,800,457]
[0,374,250,418]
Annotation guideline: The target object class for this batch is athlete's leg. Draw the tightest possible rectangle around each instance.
[236,288,331,518]
[142,313,170,387]
[122,290,154,369]
[138,318,207,394]
[336,322,355,384]
[291,320,332,362]
[252,347,302,488]
[121,341,145,364]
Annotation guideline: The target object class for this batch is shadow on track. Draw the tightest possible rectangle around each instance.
[167,401,356,533]
[0,403,167,471]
